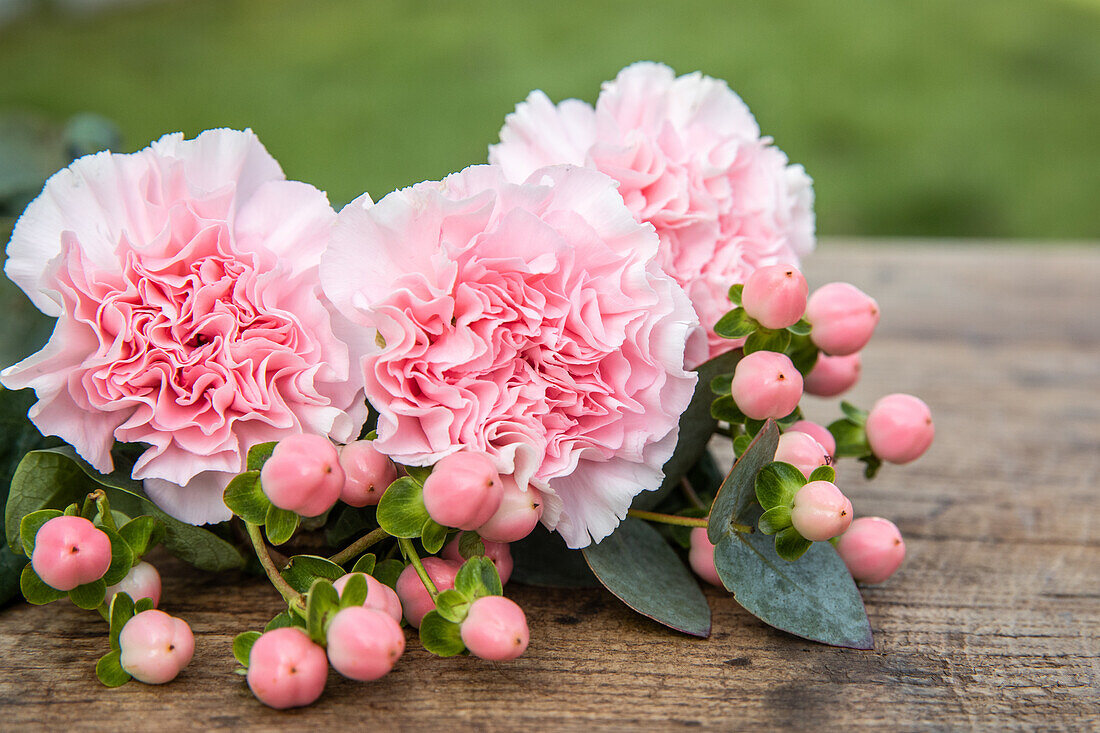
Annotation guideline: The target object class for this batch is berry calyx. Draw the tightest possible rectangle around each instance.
[688,527,722,587]
[259,434,345,518]
[246,627,328,709]
[421,451,503,530]
[325,606,406,681]
[442,534,514,585]
[104,560,162,607]
[790,481,853,542]
[395,557,460,627]
[31,515,112,591]
[803,352,862,397]
[805,282,879,356]
[741,264,809,330]
[836,516,906,584]
[338,440,397,507]
[729,351,803,420]
[865,393,934,464]
[787,420,836,458]
[459,595,529,661]
[774,431,831,478]
[332,572,403,623]
[475,475,542,544]
[118,609,194,684]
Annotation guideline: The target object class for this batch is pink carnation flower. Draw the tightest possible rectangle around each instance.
[2,129,369,524]
[321,164,698,547]
[490,62,815,365]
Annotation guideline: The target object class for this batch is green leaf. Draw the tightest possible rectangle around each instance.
[69,578,107,610]
[861,454,883,479]
[18,508,62,557]
[785,333,820,376]
[375,477,430,538]
[727,283,744,306]
[433,588,471,623]
[828,419,870,458]
[134,596,155,614]
[454,556,502,600]
[420,518,448,554]
[117,516,161,559]
[265,505,299,546]
[709,394,746,424]
[732,434,752,457]
[403,465,432,484]
[337,572,368,609]
[754,462,807,511]
[774,527,813,561]
[713,308,757,340]
[458,531,485,559]
[280,554,346,594]
[809,465,837,483]
[246,442,278,471]
[6,451,86,552]
[743,327,792,355]
[786,318,812,336]
[418,610,466,657]
[324,505,378,547]
[371,559,405,590]
[351,553,376,575]
[840,401,869,425]
[714,529,872,649]
[19,564,65,605]
[99,526,134,586]
[233,631,262,667]
[0,546,27,609]
[223,472,270,525]
[709,373,733,396]
[582,517,710,637]
[757,505,793,535]
[306,578,340,645]
[707,420,780,544]
[95,649,131,688]
[264,611,296,632]
[509,526,597,588]
[108,592,135,650]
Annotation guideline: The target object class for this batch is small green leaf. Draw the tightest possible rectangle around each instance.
[709,373,733,396]
[840,401,869,425]
[755,462,807,511]
[743,327,792,355]
[265,611,296,632]
[100,526,134,586]
[117,516,161,558]
[108,592,135,650]
[246,442,279,471]
[458,531,485,559]
[808,465,837,483]
[708,420,780,544]
[264,505,299,546]
[404,465,432,484]
[19,509,62,557]
[787,318,812,336]
[732,434,752,456]
[306,578,340,645]
[775,527,813,561]
[710,394,746,424]
[420,519,448,554]
[280,554,346,594]
[727,283,744,306]
[713,307,757,340]
[433,588,471,623]
[338,572,368,609]
[418,610,466,657]
[757,505,792,535]
[95,649,131,688]
[224,472,270,525]
[69,578,107,610]
[776,407,803,430]
[785,332,819,375]
[861,454,883,479]
[233,631,262,667]
[351,553,376,575]
[454,556,502,600]
[828,418,870,458]
[376,477,430,538]
[371,559,405,589]
[19,564,65,604]
[134,596,155,614]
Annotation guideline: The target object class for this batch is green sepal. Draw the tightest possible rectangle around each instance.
[63,503,81,517]
[418,610,466,657]
[755,461,807,511]
[375,477,430,538]
[108,591,135,650]
[710,394,746,424]
[758,505,793,535]
[19,564,65,604]
[338,572,368,609]
[364,430,378,441]
[713,307,757,340]
[433,588,471,623]
[306,578,340,645]
[404,465,432,485]
[69,578,107,610]
[233,630,262,667]
[458,531,485,559]
[840,401,869,425]
[709,373,733,396]
[95,649,131,688]
[727,283,744,306]
[280,554,346,594]
[134,596,155,614]
[420,519,448,554]
[264,505,299,546]
[775,526,813,562]
[351,553,377,575]
[828,418,870,458]
[246,442,278,471]
[455,556,503,599]
[223,471,270,525]
[18,509,63,557]
[117,516,163,559]
[743,326,791,355]
[786,318,812,336]
[99,525,134,586]
[372,559,405,589]
[808,465,837,483]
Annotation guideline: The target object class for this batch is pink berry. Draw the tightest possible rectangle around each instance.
[788,420,836,458]
[105,561,162,607]
[259,434,345,517]
[459,595,529,661]
[475,475,542,544]
[332,573,403,623]
[325,606,406,681]
[803,352,862,397]
[442,533,514,585]
[395,557,460,627]
[729,351,804,420]
[774,431,830,478]
[805,282,880,356]
[339,440,397,507]
[836,517,906,584]
[118,609,194,684]
[30,515,112,591]
[741,264,809,330]
[688,527,722,587]
[421,452,503,530]
[865,393,935,464]
[790,481,853,542]
[246,627,328,709]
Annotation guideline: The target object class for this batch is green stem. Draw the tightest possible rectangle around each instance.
[328,527,389,566]
[679,478,707,512]
[398,537,438,600]
[246,522,305,610]
[627,509,753,534]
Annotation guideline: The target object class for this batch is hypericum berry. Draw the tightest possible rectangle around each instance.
[865,393,934,464]
[740,264,809,330]
[803,352,861,397]
[475,475,542,544]
[790,481,853,542]
[774,431,830,478]
[729,351,804,420]
[104,561,162,607]
[259,434,345,517]
[836,517,906,584]
[332,572,403,623]
[118,609,194,684]
[325,606,406,681]
[338,440,398,507]
[395,557,460,627]
[421,451,503,530]
[30,515,112,591]
[805,282,879,356]
[788,420,836,458]
[442,533,514,585]
[688,527,722,587]
[459,595,529,661]
[246,627,328,709]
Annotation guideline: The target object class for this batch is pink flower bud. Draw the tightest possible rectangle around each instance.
[118,609,194,685]
[790,481,853,542]
[259,434,345,518]
[325,606,406,681]
[31,515,112,591]
[421,451,503,530]
[774,431,830,478]
[729,351,803,420]
[105,560,162,607]
[805,282,879,356]
[475,474,542,544]
[332,573,403,623]
[836,516,905,584]
[459,595,529,661]
[395,557,460,627]
[788,420,836,458]
[865,393,934,464]
[803,352,861,397]
[688,527,722,587]
[442,533,514,585]
[246,627,328,709]
[338,440,397,507]
[741,264,809,330]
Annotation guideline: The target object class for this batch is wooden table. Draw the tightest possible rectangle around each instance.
[1,241,1097,729]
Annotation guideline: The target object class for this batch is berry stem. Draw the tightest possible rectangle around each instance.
[398,537,438,600]
[627,509,753,534]
[328,527,390,566]
[246,521,306,609]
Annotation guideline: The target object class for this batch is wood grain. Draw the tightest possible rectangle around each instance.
[1,241,1098,730]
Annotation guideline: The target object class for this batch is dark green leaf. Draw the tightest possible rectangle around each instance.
[420,519,448,554]
[325,505,378,547]
[95,649,131,688]
[108,592,135,650]
[19,564,65,604]
[134,597,155,614]
[418,610,466,657]
[709,373,733,396]
[433,589,471,623]
[828,419,870,458]
[223,471,270,525]
[376,477,429,538]
[710,395,746,424]
[306,578,340,645]
[6,451,86,552]
[714,529,872,649]
[732,434,752,456]
[246,442,278,472]
[265,505,299,546]
[281,555,346,594]
[458,531,485,559]
[707,420,780,544]
[787,318,812,336]
[117,516,161,559]
[758,505,792,535]
[840,401,869,425]
[714,308,757,340]
[785,333,820,375]
[509,526,597,588]
[100,526,134,586]
[0,546,26,609]
[338,572,368,608]
[69,578,107,610]
[371,559,405,590]
[775,527,813,561]
[233,631,262,667]
[583,517,710,637]
[744,327,792,355]
[754,462,806,511]
[454,556,502,599]
[351,553,376,575]
[861,454,883,479]
[264,611,296,632]
[777,407,804,430]
[808,466,837,483]
[727,283,744,306]
[18,508,62,557]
